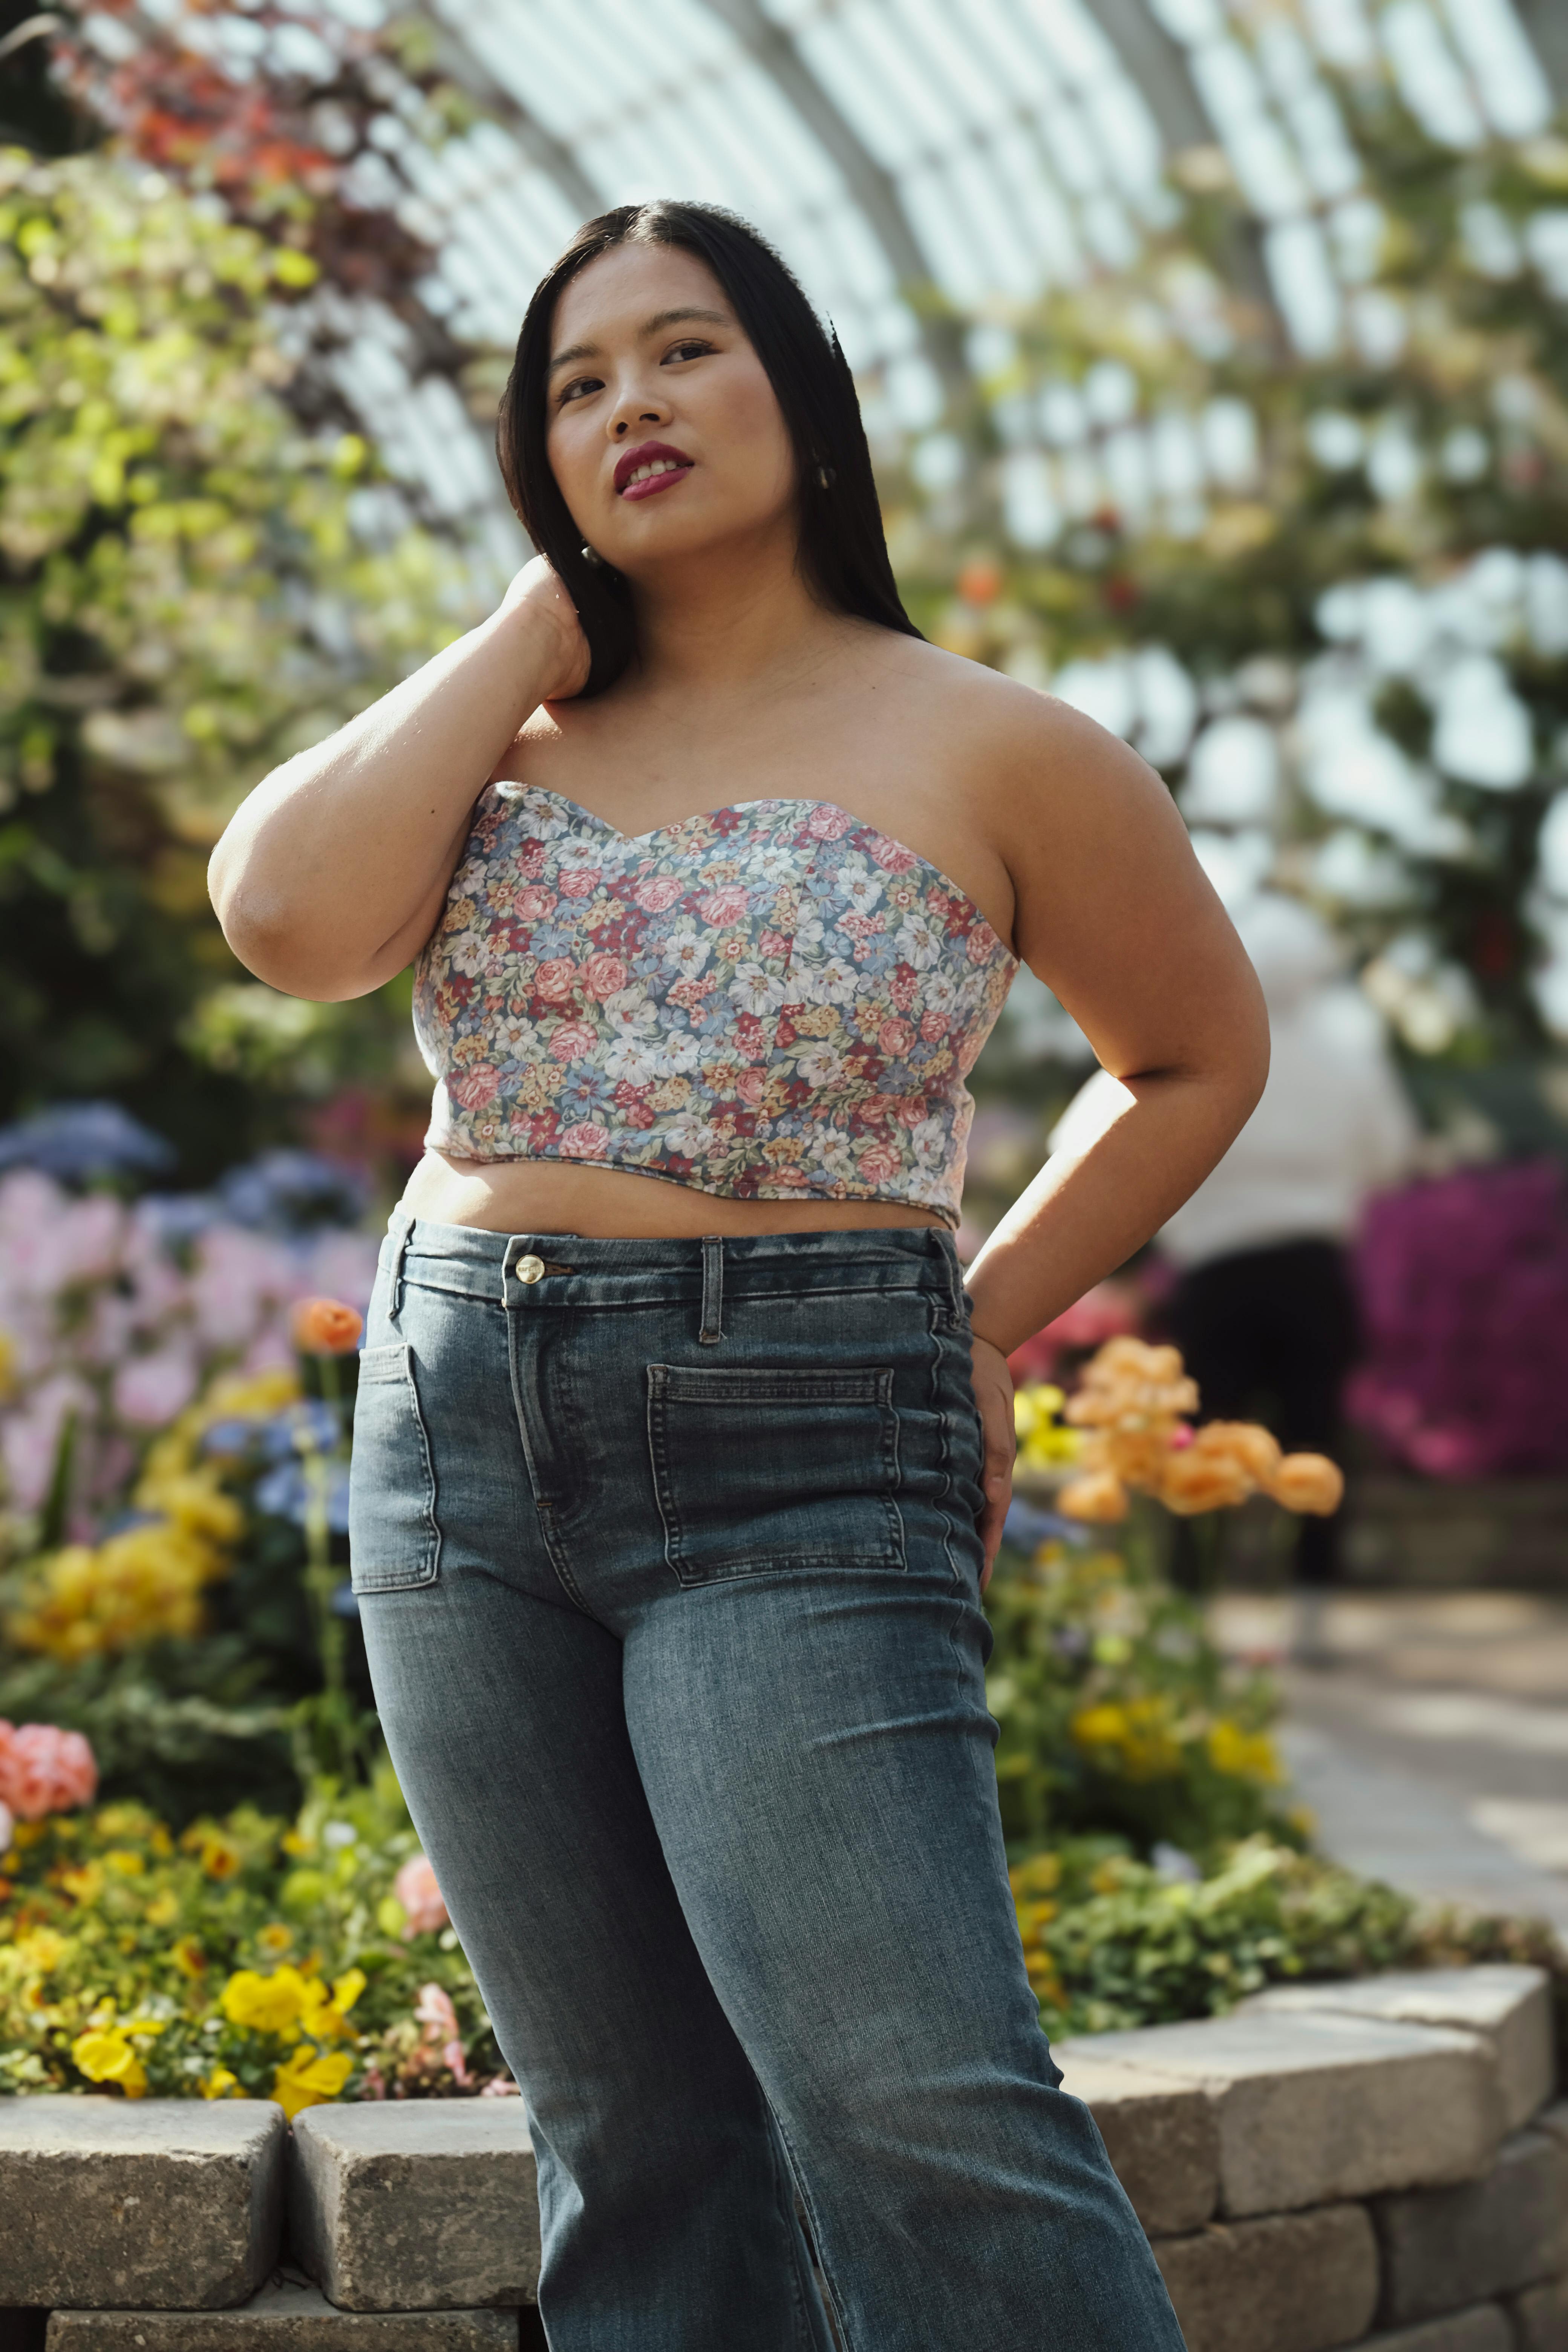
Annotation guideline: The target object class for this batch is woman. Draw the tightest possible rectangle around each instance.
[211,201,1265,2349]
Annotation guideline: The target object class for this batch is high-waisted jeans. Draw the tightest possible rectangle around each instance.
[349,1211,1185,2352]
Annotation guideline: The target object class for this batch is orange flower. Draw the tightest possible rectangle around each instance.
[1196,1422,1282,1486]
[1158,1447,1253,1516]
[955,556,1003,606]
[1270,1453,1345,1516]
[291,1298,364,1355]
[1056,1470,1130,1524]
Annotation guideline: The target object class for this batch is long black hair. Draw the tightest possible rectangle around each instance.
[496,199,922,697]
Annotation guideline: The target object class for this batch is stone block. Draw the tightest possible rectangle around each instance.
[1242,1966,1555,2132]
[1358,2311,1513,2352]
[1375,2125,1568,2326]
[45,2288,517,2349]
[0,2099,284,2311]
[1510,2273,1568,2352]
[1051,2052,1220,2235]
[1056,2010,1499,2219]
[1152,2203,1378,2352]
[289,2104,538,2312]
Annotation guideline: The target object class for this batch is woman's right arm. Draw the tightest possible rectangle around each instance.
[207,560,589,1002]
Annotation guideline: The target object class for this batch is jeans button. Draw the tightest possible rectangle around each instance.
[517,1254,545,1285]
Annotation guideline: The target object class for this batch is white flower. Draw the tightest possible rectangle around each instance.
[794,1043,845,1088]
[605,1035,662,1084]
[809,956,860,1005]
[661,1114,720,1160]
[605,986,657,1038]
[744,840,796,884]
[511,788,568,838]
[817,1129,856,1179]
[729,963,787,1015]
[790,914,824,955]
[921,970,962,1015]
[449,932,488,979]
[654,1028,703,1076]
[909,1115,947,1168]
[834,856,885,913]
[556,832,604,871]
[896,913,944,972]
[661,925,712,978]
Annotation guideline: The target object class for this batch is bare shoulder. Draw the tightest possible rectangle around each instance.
[871,633,1175,830]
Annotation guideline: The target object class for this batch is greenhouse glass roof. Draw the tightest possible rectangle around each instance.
[292,0,1565,541]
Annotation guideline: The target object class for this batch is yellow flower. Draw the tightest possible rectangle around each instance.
[296,1968,366,2043]
[222,1966,308,2035]
[171,1935,208,1978]
[1207,1719,1284,1785]
[201,2065,244,2100]
[59,1862,104,1905]
[15,1928,69,1974]
[271,2044,354,2121]
[104,1849,144,1877]
[0,1326,17,1398]
[71,2015,164,2098]
[1072,1698,1184,1781]
[280,1828,315,1858]
[1013,1383,1083,1472]
[257,1923,293,1955]
[146,1890,180,1929]
[1008,1852,1062,1900]
[200,1834,243,1881]
[73,2026,149,2098]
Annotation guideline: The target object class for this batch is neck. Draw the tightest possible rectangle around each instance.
[625,515,843,700]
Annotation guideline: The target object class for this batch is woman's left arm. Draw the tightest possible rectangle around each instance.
[964,691,1271,1573]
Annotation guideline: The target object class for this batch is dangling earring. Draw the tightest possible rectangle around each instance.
[815,464,836,489]
[581,543,606,568]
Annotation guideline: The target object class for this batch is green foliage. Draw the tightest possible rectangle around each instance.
[984,1520,1293,1864]
[0,1762,508,2102]
[0,147,473,1174]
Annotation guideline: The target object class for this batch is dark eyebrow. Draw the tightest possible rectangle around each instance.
[548,305,732,375]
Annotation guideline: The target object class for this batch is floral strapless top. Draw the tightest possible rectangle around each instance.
[413,788,1018,1227]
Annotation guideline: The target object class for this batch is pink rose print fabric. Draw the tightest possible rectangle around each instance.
[414,789,1017,1227]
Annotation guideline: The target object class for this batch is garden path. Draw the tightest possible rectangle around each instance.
[1210,1591,1568,1943]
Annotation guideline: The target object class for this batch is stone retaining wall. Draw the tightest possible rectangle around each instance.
[0,1966,1562,2349]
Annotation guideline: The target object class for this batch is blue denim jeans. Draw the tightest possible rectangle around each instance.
[349,1212,1184,2352]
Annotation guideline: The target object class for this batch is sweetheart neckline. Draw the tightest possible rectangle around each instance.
[491,786,1017,960]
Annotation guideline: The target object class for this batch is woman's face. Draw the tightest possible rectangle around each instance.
[544,241,799,579]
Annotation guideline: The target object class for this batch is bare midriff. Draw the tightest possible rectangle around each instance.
[399,1149,948,1238]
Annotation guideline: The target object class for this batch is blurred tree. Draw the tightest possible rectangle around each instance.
[0,148,473,1177]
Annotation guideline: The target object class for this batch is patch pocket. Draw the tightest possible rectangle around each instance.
[646,1364,903,1584]
[348,1343,440,1592]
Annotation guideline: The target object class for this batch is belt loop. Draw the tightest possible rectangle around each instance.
[386,1207,412,1325]
[699,1236,724,1346]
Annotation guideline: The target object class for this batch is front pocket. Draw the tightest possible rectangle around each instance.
[348,1342,441,1592]
[646,1364,904,1583]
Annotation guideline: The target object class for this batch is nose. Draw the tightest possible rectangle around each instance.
[607,374,669,441]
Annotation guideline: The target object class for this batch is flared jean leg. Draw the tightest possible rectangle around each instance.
[360,1573,836,2352]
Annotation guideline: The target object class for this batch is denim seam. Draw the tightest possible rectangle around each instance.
[927,1296,970,1703]
[502,1301,596,1618]
[760,2094,831,2352]
[761,2093,857,2352]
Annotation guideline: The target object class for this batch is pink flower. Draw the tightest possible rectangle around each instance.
[0,1722,98,1821]
[633,876,684,913]
[394,1853,449,1936]
[919,1011,950,1044]
[805,806,853,840]
[549,1019,599,1063]
[512,886,556,920]
[449,1066,501,1112]
[892,1094,927,1127]
[113,1345,199,1429]
[966,925,997,963]
[558,867,600,900]
[696,885,749,925]
[868,834,917,873]
[878,1017,915,1058]
[414,1983,470,2086]
[734,1068,767,1106]
[559,1122,610,1159]
[858,1140,903,1185]
[583,952,629,1000]
[480,2075,521,2097]
[535,959,578,1001]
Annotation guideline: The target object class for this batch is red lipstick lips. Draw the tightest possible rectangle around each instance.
[614,439,694,500]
